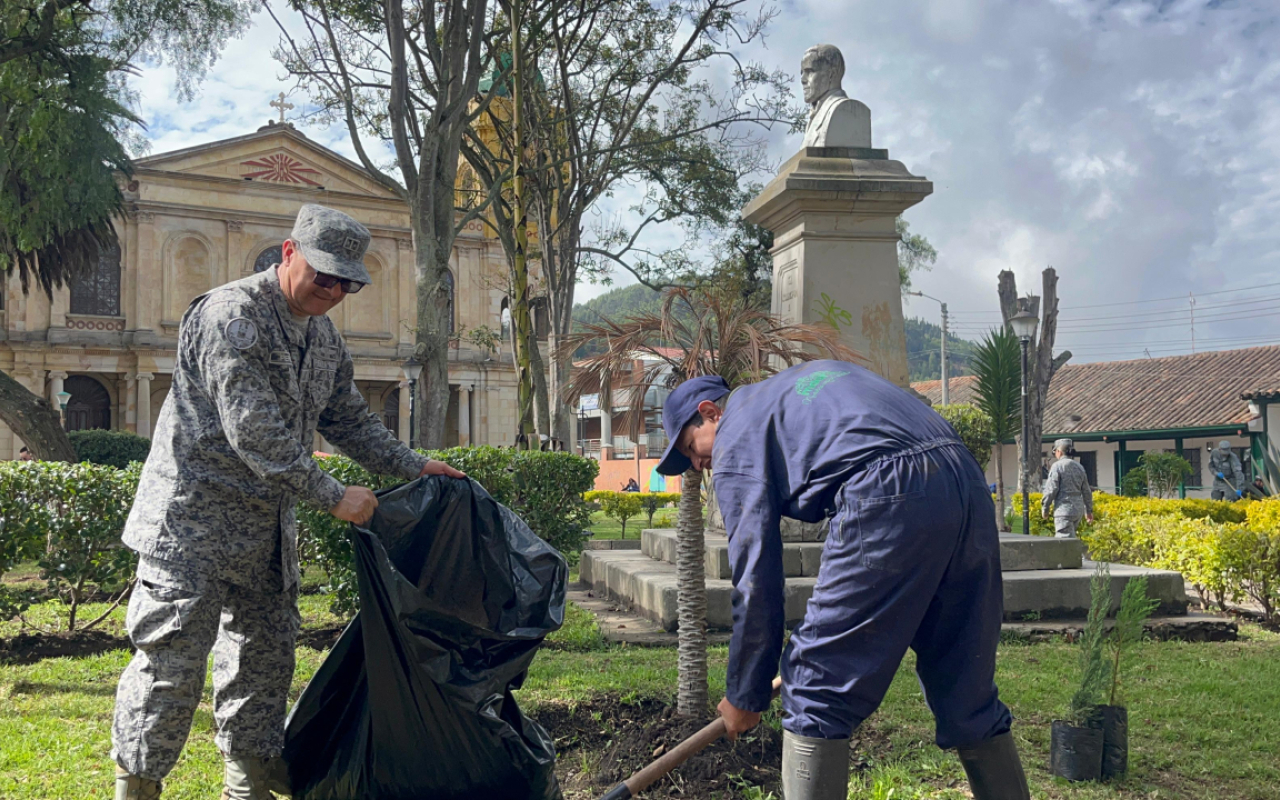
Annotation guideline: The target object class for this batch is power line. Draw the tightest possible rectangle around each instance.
[946,282,1280,317]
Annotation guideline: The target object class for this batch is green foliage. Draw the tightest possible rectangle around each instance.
[68,429,150,468]
[905,317,977,383]
[1121,466,1149,497]
[936,404,994,471]
[639,491,682,528]
[1109,575,1159,706]
[971,327,1022,444]
[1071,563,1112,724]
[0,460,138,630]
[302,448,597,615]
[591,491,644,539]
[896,217,937,292]
[1137,451,1194,499]
[1008,493,1056,536]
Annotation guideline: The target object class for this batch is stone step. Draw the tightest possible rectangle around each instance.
[639,529,1084,580]
[578,549,1187,632]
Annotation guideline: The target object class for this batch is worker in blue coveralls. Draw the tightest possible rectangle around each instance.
[654,362,1030,800]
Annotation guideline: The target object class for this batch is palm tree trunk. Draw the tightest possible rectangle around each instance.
[994,442,1009,531]
[676,468,708,718]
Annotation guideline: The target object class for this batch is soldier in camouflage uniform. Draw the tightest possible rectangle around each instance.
[1040,438,1093,538]
[1209,441,1246,501]
[112,205,464,800]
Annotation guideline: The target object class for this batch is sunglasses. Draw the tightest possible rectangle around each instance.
[312,271,366,294]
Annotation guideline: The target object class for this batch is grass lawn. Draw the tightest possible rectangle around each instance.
[2,590,1278,799]
[586,509,674,540]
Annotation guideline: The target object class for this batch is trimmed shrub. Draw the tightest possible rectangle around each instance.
[0,460,140,630]
[591,491,645,539]
[301,448,597,615]
[68,429,151,468]
[640,492,682,528]
[936,404,995,471]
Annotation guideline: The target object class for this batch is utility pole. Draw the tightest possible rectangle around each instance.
[908,291,948,405]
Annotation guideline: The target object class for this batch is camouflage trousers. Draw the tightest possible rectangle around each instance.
[1053,512,1082,538]
[111,557,300,781]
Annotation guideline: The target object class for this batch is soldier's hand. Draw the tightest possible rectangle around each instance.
[331,487,379,525]
[1086,513,1094,523]
[420,460,466,479]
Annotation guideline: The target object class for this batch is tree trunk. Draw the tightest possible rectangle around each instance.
[998,268,1070,498]
[0,368,75,461]
[530,334,551,439]
[676,468,709,718]
[993,442,1009,531]
[414,227,452,450]
[547,330,573,443]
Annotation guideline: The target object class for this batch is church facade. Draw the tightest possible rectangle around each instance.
[0,122,528,458]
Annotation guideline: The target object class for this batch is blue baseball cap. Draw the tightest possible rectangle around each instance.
[655,375,731,476]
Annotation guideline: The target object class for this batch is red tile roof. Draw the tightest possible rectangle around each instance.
[913,345,1280,436]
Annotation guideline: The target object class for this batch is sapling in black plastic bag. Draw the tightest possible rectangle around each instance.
[1051,564,1110,782]
[1095,574,1158,780]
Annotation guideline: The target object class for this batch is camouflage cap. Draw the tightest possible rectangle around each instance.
[290,204,373,285]
[1053,438,1073,452]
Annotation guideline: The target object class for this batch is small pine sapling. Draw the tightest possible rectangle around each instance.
[1108,575,1159,706]
[1071,563,1113,724]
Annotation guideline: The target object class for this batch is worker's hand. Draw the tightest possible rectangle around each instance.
[331,486,379,525]
[1217,472,1226,480]
[1236,490,1243,499]
[420,459,466,479]
[717,697,761,741]
[1086,513,1094,523]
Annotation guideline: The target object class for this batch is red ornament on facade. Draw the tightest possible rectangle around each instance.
[241,153,323,186]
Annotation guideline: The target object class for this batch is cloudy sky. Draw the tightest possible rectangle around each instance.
[129,0,1280,364]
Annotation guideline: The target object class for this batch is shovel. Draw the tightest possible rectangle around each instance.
[597,677,784,800]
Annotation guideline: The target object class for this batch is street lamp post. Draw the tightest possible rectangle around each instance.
[401,357,422,450]
[1009,298,1040,535]
[907,291,949,405]
[56,390,71,429]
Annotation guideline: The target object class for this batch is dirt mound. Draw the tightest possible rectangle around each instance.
[0,630,130,665]
[535,698,782,799]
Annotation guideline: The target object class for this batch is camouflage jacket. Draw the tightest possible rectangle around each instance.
[1209,449,1245,491]
[1041,456,1093,519]
[123,267,427,589]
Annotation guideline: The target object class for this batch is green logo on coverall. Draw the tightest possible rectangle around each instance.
[795,370,850,404]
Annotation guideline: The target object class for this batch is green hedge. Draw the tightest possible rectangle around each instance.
[68,429,151,468]
[0,461,140,629]
[936,404,994,471]
[301,447,598,614]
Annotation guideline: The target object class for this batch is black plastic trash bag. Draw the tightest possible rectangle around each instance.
[282,476,566,800]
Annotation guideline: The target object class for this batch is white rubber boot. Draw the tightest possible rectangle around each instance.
[114,767,162,800]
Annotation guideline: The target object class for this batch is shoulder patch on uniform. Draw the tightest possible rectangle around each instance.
[224,317,259,350]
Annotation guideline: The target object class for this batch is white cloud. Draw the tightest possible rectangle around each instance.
[127,0,1280,361]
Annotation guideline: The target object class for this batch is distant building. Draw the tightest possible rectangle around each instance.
[913,345,1280,498]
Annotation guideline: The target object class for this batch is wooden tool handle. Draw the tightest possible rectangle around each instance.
[621,676,785,797]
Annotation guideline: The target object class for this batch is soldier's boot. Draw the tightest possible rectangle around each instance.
[221,757,291,800]
[114,767,162,800]
[956,732,1031,800]
[781,731,850,800]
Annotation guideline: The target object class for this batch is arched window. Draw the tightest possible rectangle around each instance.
[254,245,283,273]
[382,388,400,433]
[444,270,455,334]
[70,242,122,316]
[500,297,511,341]
[63,375,111,431]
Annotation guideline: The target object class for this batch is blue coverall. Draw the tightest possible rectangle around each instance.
[713,361,1012,748]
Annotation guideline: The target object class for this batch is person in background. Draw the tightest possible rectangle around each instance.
[18,446,34,461]
[621,477,641,492]
[1249,477,1270,499]
[1209,441,1246,501]
[1041,439,1093,539]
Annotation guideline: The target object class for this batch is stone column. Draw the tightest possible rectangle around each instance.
[743,146,932,387]
[598,405,612,461]
[226,220,244,284]
[458,384,472,446]
[398,381,412,445]
[135,373,154,438]
[47,371,67,409]
[124,374,138,433]
[134,211,159,333]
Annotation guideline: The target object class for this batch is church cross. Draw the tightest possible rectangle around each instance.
[270,92,294,123]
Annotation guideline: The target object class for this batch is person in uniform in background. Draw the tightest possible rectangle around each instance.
[111,205,464,800]
[1040,439,1093,539]
[1251,477,1271,498]
[1209,441,1246,501]
[655,364,1030,800]
[18,446,34,461]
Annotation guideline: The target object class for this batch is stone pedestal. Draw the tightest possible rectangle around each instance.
[742,146,932,388]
